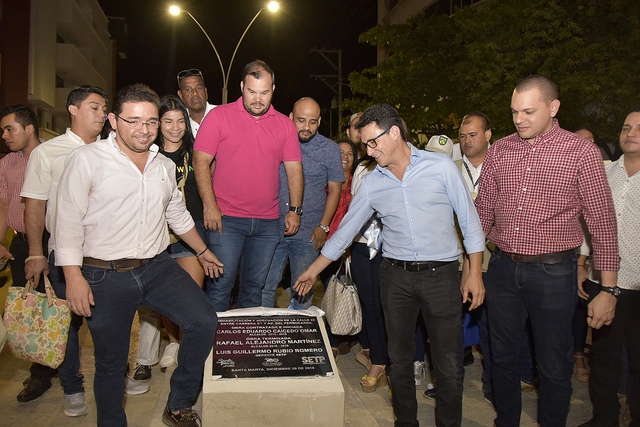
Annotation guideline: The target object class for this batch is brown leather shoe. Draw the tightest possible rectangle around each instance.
[162,407,201,427]
[17,377,52,402]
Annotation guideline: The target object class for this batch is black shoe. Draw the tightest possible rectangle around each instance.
[17,377,52,402]
[463,347,475,366]
[578,418,618,427]
[133,364,152,381]
[423,387,436,400]
[162,407,201,426]
[483,392,496,409]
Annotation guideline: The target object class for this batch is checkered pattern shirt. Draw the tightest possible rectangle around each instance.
[0,151,28,233]
[475,119,619,271]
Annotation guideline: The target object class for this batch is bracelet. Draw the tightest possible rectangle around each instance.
[25,255,47,263]
[197,248,208,257]
[577,264,585,267]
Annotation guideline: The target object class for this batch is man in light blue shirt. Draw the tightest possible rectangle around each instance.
[295,103,485,427]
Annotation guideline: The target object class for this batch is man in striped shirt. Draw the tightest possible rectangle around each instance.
[474,75,619,427]
[0,105,51,402]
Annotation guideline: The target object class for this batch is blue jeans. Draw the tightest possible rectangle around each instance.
[262,236,319,309]
[81,251,217,426]
[485,248,577,427]
[205,216,279,312]
[380,259,463,427]
[48,251,85,394]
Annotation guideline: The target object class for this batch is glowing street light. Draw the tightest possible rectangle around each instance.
[170,2,280,104]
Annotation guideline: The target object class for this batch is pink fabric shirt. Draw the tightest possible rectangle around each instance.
[475,119,619,271]
[194,98,301,219]
[0,151,28,233]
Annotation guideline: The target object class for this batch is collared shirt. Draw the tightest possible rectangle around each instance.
[606,156,640,290]
[475,119,619,271]
[322,143,485,262]
[461,155,482,199]
[20,128,99,253]
[54,132,194,266]
[278,132,344,240]
[0,151,29,233]
[194,97,301,219]
[188,102,216,137]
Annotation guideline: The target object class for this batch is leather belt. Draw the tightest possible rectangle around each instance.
[386,258,456,272]
[83,257,150,273]
[501,249,576,264]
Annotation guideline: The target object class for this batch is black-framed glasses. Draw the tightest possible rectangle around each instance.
[177,68,204,86]
[114,113,159,130]
[360,127,390,151]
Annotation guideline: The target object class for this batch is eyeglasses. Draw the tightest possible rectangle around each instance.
[360,128,390,151]
[114,113,159,130]
[177,68,204,86]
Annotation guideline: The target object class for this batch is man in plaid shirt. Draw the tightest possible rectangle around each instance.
[474,75,619,427]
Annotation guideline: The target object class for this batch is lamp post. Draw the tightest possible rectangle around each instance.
[170,2,280,104]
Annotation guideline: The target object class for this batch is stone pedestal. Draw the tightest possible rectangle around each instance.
[201,308,344,426]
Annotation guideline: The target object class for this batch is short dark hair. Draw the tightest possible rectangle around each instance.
[155,95,195,162]
[356,104,405,141]
[461,111,491,132]
[336,138,358,174]
[66,85,107,121]
[0,104,39,136]
[242,60,275,85]
[514,75,558,102]
[627,108,640,116]
[112,84,161,116]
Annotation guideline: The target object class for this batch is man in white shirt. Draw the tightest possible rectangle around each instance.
[55,83,222,427]
[177,68,215,136]
[580,110,640,427]
[20,85,107,417]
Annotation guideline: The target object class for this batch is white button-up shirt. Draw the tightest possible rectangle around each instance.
[54,132,194,265]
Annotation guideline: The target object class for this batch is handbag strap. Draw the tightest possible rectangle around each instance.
[21,276,58,308]
[344,258,351,278]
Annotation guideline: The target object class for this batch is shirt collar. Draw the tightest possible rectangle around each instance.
[65,127,100,145]
[517,118,560,146]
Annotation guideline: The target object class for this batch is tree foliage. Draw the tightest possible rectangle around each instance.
[344,0,640,144]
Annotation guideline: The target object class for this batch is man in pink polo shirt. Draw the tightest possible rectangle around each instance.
[193,60,303,313]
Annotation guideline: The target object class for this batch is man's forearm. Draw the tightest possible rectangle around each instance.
[600,270,617,288]
[320,182,341,225]
[0,199,10,243]
[193,152,218,208]
[284,162,303,206]
[467,251,483,276]
[24,198,47,255]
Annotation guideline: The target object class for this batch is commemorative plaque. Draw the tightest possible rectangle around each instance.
[212,315,333,379]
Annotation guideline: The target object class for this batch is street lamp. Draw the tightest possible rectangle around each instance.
[170,2,280,104]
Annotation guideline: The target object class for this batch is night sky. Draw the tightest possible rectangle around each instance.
[97,0,378,134]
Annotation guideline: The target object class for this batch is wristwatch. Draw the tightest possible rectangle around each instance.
[289,206,303,215]
[318,224,330,233]
[600,285,622,298]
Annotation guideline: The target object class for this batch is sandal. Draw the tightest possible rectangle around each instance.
[355,347,372,370]
[573,353,589,382]
[361,365,386,393]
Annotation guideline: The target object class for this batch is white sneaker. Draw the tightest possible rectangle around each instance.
[64,392,88,417]
[414,361,425,386]
[124,377,150,395]
[159,342,180,370]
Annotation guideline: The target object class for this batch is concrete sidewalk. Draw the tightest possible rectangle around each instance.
[0,287,595,426]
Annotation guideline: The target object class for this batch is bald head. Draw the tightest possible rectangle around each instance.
[575,128,594,142]
[290,97,321,143]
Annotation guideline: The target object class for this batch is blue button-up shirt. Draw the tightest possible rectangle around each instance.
[322,143,485,262]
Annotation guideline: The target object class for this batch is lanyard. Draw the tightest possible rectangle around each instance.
[463,161,480,192]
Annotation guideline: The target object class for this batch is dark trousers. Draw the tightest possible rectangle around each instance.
[485,248,577,427]
[380,259,462,427]
[8,233,57,382]
[589,288,640,426]
[351,242,387,365]
[81,251,216,426]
